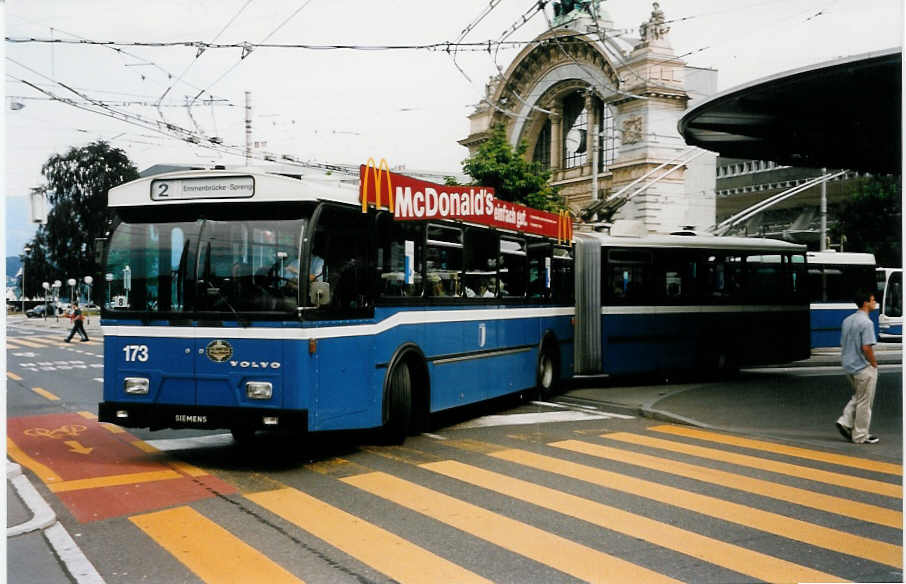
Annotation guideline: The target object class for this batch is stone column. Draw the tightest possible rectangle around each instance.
[549,104,562,172]
[585,92,597,173]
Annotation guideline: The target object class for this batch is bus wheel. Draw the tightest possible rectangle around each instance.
[384,360,412,444]
[537,344,559,398]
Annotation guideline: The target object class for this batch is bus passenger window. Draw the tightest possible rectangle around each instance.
[745,254,782,303]
[606,249,652,303]
[308,206,371,314]
[376,215,423,298]
[551,247,574,304]
[426,225,462,298]
[464,229,498,298]
[498,237,527,298]
[885,271,902,317]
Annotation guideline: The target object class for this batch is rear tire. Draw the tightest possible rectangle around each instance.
[383,360,412,444]
[537,343,559,399]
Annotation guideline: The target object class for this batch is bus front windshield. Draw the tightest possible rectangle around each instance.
[105,214,306,315]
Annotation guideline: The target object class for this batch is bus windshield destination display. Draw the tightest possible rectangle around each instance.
[150,176,255,201]
[359,163,572,243]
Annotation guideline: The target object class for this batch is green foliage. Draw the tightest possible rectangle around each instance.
[443,176,461,186]
[22,141,138,301]
[462,124,563,212]
[830,176,901,267]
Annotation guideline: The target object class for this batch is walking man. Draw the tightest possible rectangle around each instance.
[835,290,879,444]
[64,301,89,343]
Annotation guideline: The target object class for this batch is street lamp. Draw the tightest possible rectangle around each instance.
[52,280,62,317]
[105,273,113,309]
[67,278,76,303]
[83,275,93,306]
[21,246,31,314]
[42,282,50,320]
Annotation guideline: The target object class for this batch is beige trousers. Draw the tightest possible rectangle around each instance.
[837,365,879,443]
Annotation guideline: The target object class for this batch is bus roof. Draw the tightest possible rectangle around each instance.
[578,231,806,253]
[108,168,359,208]
[806,250,876,266]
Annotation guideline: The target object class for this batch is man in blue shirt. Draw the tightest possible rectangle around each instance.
[835,290,879,444]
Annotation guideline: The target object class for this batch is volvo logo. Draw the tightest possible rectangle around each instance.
[206,340,233,363]
[230,360,281,369]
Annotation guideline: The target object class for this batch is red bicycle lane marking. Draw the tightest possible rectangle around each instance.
[8,413,237,522]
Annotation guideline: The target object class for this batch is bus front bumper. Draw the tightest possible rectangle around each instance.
[98,401,308,432]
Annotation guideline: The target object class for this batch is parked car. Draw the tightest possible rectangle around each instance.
[25,304,49,318]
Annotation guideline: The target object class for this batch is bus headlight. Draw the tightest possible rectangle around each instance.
[124,377,149,395]
[246,381,273,400]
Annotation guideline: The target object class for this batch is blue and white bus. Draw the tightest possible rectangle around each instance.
[97,167,576,442]
[572,226,810,376]
[806,251,878,348]
[97,166,811,441]
[876,267,902,341]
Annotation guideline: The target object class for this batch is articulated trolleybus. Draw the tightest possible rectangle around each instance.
[97,164,576,441]
[572,224,810,376]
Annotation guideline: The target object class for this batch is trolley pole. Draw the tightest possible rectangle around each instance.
[819,167,827,251]
[244,91,252,166]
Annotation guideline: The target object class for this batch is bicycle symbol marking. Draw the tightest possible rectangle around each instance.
[24,424,87,440]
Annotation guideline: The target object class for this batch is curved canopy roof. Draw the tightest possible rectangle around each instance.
[678,49,901,174]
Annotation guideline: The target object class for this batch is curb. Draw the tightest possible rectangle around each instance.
[7,462,105,584]
[7,462,56,536]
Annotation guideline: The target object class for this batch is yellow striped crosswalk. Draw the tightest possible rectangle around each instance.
[343,471,682,584]
[125,422,901,583]
[421,459,841,582]
[550,438,902,528]
[649,424,904,475]
[130,507,304,583]
[247,487,493,584]
[603,431,902,498]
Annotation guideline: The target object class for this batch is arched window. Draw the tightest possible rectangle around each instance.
[598,101,618,169]
[533,119,551,169]
[562,93,588,168]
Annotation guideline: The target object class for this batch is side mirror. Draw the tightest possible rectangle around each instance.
[309,281,331,307]
[94,238,107,264]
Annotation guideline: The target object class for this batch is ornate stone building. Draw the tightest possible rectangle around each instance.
[460,1,717,233]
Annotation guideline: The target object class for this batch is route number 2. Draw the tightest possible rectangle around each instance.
[123,344,149,362]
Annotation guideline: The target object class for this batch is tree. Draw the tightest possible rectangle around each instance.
[462,124,563,212]
[23,141,139,302]
[830,176,901,267]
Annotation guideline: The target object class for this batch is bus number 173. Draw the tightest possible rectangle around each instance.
[123,344,149,362]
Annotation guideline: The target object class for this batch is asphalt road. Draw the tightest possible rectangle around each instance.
[6,317,904,584]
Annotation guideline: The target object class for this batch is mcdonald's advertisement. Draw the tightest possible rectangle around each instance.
[359,161,572,242]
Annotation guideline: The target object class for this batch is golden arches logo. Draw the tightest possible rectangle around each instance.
[361,158,394,213]
[558,210,573,246]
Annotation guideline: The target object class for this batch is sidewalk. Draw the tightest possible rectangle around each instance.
[7,462,104,584]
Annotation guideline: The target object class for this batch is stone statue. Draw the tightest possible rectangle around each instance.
[639,2,670,42]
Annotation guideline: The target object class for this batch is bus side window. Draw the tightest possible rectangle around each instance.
[376,213,424,298]
[309,206,371,314]
[745,254,782,303]
[789,254,806,300]
[426,225,463,298]
[463,228,498,298]
[660,251,695,303]
[551,246,574,304]
[606,248,652,304]
[886,271,902,317]
[498,237,527,298]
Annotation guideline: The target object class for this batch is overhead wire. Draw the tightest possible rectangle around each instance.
[187,0,315,107]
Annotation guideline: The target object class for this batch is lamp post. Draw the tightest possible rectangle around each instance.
[67,278,76,304]
[52,280,61,319]
[105,273,113,309]
[42,282,50,320]
[83,276,93,306]
[21,246,31,314]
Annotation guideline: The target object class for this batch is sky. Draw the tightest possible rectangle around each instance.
[3,0,903,256]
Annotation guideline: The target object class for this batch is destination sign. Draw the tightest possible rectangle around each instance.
[150,176,255,201]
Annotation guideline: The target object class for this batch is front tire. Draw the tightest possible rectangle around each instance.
[383,360,412,444]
